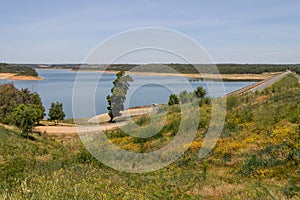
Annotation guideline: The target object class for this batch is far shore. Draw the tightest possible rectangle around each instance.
[100,70,280,81]
[36,67,280,81]
[0,73,44,81]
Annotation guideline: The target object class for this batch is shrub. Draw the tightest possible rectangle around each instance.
[179,90,193,104]
[194,86,206,98]
[168,94,179,105]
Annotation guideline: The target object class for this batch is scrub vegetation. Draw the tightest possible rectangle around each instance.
[0,74,299,199]
[0,63,38,77]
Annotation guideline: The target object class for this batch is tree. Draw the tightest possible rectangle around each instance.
[107,70,133,122]
[168,94,179,105]
[194,86,206,98]
[0,83,21,123]
[48,102,65,125]
[30,92,45,124]
[0,83,46,124]
[12,104,40,137]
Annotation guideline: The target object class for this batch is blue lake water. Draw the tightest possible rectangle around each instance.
[0,69,256,118]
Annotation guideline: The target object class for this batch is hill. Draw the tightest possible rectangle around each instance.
[0,74,299,199]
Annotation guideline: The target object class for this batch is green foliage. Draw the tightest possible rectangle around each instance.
[11,104,41,137]
[272,73,299,89]
[194,86,206,98]
[48,102,65,125]
[168,94,179,105]
[179,90,194,104]
[240,154,265,177]
[1,74,300,199]
[52,63,300,75]
[106,70,133,122]
[135,116,151,126]
[226,95,240,110]
[0,83,45,124]
[0,63,38,76]
[176,86,208,105]
[283,173,300,198]
[0,83,22,122]
[30,93,45,124]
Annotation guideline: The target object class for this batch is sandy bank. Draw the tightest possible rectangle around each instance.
[36,67,279,81]
[75,69,279,81]
[34,106,155,135]
[0,73,44,81]
[88,105,155,123]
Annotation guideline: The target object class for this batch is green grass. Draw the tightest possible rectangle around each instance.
[0,74,299,199]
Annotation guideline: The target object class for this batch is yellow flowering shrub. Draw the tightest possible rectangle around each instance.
[272,121,299,149]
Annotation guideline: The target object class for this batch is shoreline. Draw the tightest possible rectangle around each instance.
[36,68,279,81]
[101,70,279,81]
[0,73,44,81]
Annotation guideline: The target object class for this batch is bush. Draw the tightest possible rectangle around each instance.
[0,83,45,126]
[168,94,179,105]
[194,86,206,98]
[179,90,193,104]
[11,104,43,137]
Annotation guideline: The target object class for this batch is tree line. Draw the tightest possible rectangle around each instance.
[168,86,209,106]
[41,63,300,75]
[0,63,38,77]
[0,83,65,137]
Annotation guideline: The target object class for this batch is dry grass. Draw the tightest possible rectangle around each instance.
[0,73,43,80]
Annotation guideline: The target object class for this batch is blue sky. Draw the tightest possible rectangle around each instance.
[0,0,299,64]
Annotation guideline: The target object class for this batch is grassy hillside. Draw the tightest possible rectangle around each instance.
[0,74,299,199]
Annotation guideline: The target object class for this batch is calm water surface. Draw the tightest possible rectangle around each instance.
[0,69,256,118]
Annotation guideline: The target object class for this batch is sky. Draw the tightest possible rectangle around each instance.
[0,0,299,64]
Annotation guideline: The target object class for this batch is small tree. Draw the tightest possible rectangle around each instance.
[168,94,179,105]
[179,90,193,104]
[194,86,206,98]
[12,104,40,137]
[107,70,133,122]
[48,102,65,125]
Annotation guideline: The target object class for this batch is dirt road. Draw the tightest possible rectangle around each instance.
[226,71,291,96]
[35,106,156,135]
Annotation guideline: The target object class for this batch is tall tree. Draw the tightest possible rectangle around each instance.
[30,92,45,124]
[106,70,133,122]
[0,83,20,122]
[48,102,65,125]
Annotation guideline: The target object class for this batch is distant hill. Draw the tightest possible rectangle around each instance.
[35,63,300,75]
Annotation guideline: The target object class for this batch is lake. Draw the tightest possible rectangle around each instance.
[0,69,256,118]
